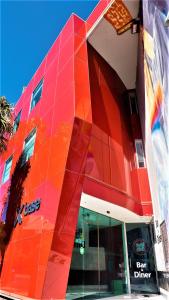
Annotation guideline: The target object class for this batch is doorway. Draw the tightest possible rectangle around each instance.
[126,223,158,294]
[66,207,128,299]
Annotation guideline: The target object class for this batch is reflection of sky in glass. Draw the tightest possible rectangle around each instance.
[1,201,8,223]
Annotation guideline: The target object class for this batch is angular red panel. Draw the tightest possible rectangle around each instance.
[0,6,153,300]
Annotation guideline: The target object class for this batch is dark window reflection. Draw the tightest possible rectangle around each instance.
[126,223,158,294]
[67,207,128,299]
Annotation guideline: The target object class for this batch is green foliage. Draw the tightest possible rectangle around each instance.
[0,96,13,154]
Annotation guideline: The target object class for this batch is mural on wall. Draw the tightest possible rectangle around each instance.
[143,0,169,270]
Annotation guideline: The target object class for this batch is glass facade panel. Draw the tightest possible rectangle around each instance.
[126,223,158,294]
[2,156,13,183]
[31,79,43,110]
[23,129,36,163]
[135,140,145,168]
[13,111,21,133]
[66,207,127,299]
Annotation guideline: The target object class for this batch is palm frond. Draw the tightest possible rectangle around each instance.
[0,96,14,154]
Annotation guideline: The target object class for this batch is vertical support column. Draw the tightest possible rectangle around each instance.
[122,223,131,294]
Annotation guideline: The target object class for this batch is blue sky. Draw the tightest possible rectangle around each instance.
[1,0,99,104]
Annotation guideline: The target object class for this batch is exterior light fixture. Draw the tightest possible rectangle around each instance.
[131,18,140,34]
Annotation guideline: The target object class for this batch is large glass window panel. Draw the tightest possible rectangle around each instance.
[13,110,21,133]
[2,156,13,183]
[126,223,158,294]
[23,128,36,163]
[135,140,145,168]
[31,79,43,110]
[67,207,127,299]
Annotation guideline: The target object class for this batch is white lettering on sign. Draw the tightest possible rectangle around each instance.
[136,262,147,269]
[134,261,151,278]
[134,271,151,278]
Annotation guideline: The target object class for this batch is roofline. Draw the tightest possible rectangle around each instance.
[86,0,115,39]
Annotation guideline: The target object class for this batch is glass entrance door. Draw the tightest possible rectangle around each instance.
[126,223,158,294]
[66,207,128,299]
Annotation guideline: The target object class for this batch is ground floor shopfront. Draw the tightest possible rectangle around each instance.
[66,195,159,300]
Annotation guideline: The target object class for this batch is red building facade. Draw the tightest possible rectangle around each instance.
[0,1,160,299]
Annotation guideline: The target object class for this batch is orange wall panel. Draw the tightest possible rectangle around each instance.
[84,44,152,214]
[0,10,153,300]
[0,15,82,300]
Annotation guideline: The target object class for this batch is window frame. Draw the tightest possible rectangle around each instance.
[135,139,146,168]
[2,156,13,184]
[30,79,43,111]
[128,90,138,115]
[22,128,37,164]
[13,110,22,133]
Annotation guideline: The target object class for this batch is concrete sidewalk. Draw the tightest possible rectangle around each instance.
[99,294,167,300]
[1,293,168,300]
[66,292,168,300]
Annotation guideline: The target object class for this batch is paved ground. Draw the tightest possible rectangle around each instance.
[66,294,167,300]
[0,293,168,300]
[99,294,166,299]
[66,293,168,300]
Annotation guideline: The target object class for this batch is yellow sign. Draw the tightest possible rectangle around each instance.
[104,0,132,34]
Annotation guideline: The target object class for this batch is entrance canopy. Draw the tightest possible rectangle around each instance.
[81,193,151,223]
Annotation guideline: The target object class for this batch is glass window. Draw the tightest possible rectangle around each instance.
[31,79,43,110]
[128,90,138,115]
[126,223,158,294]
[2,156,13,183]
[1,199,9,222]
[135,139,145,168]
[67,207,128,299]
[13,111,21,133]
[23,128,36,163]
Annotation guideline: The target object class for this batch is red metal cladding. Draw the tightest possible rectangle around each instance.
[84,44,152,216]
[0,15,81,299]
[86,0,110,32]
[42,118,92,299]
[0,5,152,300]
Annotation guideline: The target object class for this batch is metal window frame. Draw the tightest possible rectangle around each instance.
[30,79,43,111]
[135,139,146,168]
[2,156,13,183]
